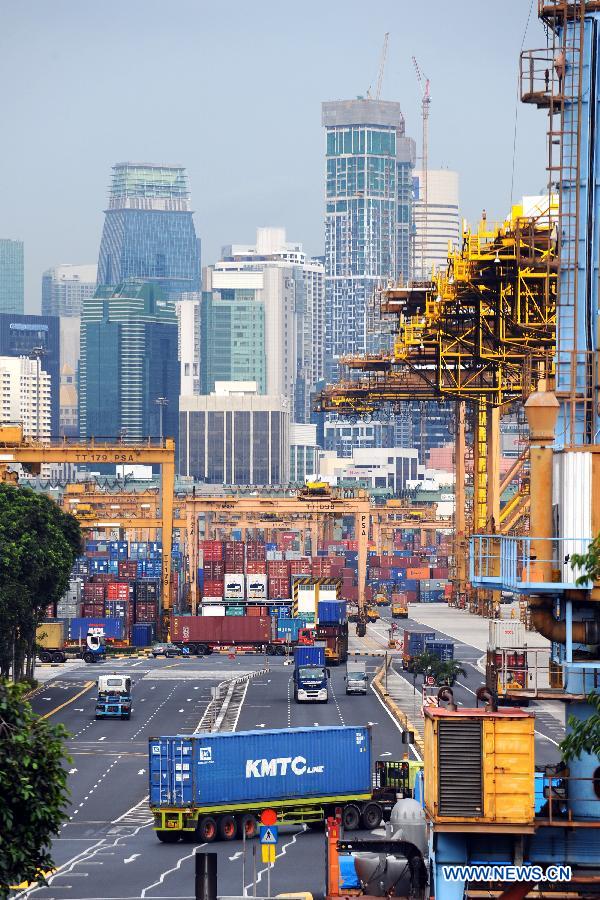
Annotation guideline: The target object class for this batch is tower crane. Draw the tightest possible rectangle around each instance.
[367,32,389,100]
[412,57,430,280]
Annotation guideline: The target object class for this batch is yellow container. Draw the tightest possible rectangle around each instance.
[36,621,65,649]
[423,707,534,826]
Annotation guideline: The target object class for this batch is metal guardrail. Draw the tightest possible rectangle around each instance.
[536,774,600,829]
[470,535,592,592]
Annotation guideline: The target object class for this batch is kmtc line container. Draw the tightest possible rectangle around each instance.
[149,725,372,808]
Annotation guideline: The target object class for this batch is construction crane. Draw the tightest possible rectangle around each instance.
[412,56,430,280]
[367,32,389,100]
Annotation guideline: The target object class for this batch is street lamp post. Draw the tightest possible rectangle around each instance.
[155,397,168,443]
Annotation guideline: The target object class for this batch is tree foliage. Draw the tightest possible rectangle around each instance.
[560,692,600,761]
[411,652,467,686]
[0,680,70,897]
[0,484,82,681]
[569,533,600,586]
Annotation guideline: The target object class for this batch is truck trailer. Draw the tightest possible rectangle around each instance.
[36,621,107,664]
[95,674,132,719]
[149,725,410,842]
[170,615,314,656]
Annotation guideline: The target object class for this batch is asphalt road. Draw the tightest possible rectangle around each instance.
[15,652,402,900]
[366,606,564,766]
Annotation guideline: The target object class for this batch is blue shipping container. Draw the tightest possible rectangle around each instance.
[294,646,325,667]
[424,639,454,661]
[68,617,125,640]
[405,631,435,657]
[131,623,156,647]
[149,725,372,808]
[317,601,347,625]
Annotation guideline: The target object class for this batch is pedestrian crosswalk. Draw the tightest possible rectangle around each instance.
[143,669,253,681]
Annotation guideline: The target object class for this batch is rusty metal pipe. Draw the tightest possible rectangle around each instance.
[529,596,600,644]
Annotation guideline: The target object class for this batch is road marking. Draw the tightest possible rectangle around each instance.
[379,752,392,757]
[229,851,243,861]
[68,768,78,774]
[287,676,292,728]
[40,682,94,720]
[328,678,345,726]
[368,680,422,763]
[123,854,140,864]
[138,769,145,775]
[98,736,106,742]
[244,826,305,891]
[140,844,207,897]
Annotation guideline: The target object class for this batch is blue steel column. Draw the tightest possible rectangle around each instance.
[556,5,600,836]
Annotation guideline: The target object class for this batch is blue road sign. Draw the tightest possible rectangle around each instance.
[259,825,278,844]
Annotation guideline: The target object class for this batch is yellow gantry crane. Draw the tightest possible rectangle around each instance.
[317,202,557,609]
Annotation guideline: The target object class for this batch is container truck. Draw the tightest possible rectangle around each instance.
[401,630,435,671]
[170,615,313,656]
[314,622,348,665]
[486,621,529,705]
[95,674,132,719]
[391,593,409,618]
[36,621,107,664]
[293,645,329,702]
[149,725,414,842]
[345,660,368,695]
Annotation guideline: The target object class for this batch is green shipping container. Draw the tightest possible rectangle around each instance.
[225,606,245,616]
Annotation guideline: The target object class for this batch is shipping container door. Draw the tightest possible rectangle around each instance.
[149,738,194,806]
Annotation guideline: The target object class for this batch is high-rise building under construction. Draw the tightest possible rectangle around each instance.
[322,99,415,377]
[97,163,200,300]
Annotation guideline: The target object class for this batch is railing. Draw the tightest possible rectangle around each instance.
[470,535,592,592]
[520,49,562,106]
[536,774,600,828]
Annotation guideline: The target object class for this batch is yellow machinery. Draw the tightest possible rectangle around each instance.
[0,426,176,609]
[423,705,535,829]
[317,205,557,609]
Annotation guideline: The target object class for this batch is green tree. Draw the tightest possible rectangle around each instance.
[570,534,600,586]
[0,484,82,681]
[560,692,600,761]
[0,680,70,897]
[435,659,467,687]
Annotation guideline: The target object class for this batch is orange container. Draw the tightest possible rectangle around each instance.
[406,566,430,580]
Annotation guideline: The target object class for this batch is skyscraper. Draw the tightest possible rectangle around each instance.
[0,313,60,435]
[97,163,200,300]
[79,281,179,441]
[200,289,266,394]
[412,169,460,280]
[0,239,24,314]
[0,356,51,440]
[322,100,415,373]
[42,264,97,317]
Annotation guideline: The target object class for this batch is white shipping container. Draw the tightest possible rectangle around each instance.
[554,450,593,582]
[246,574,268,599]
[224,574,245,599]
[201,604,226,616]
[296,583,318,615]
[488,620,525,649]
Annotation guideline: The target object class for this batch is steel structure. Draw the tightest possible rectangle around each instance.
[0,425,176,607]
[317,206,557,607]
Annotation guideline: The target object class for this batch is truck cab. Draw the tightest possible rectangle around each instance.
[293,645,329,703]
[391,602,408,619]
[345,661,368,695]
[95,674,132,719]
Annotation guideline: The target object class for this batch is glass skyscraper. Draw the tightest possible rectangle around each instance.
[322,100,415,376]
[97,163,200,300]
[200,289,266,394]
[79,281,179,442]
[0,239,24,314]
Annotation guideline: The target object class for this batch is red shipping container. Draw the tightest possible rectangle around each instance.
[347,541,358,551]
[365,585,373,601]
[432,567,449,579]
[246,541,266,562]
[246,560,267,574]
[204,560,225,579]
[344,586,358,601]
[268,577,290,599]
[82,602,105,617]
[406,591,418,602]
[246,605,269,617]
[106,582,130,601]
[118,561,138,579]
[267,560,290,577]
[203,579,224,597]
[370,556,381,567]
[83,583,105,600]
[135,602,158,623]
[290,559,312,575]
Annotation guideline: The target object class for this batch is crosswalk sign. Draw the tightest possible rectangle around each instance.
[259,825,278,844]
[261,844,276,863]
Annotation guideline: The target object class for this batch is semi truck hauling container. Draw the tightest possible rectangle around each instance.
[36,621,106,664]
[293,645,329,702]
[149,725,413,842]
[170,615,313,656]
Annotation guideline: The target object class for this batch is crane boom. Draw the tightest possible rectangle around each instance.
[412,57,431,281]
[376,32,389,100]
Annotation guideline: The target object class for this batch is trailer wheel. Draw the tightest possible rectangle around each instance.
[238,814,257,839]
[342,804,361,831]
[83,652,95,663]
[197,816,217,842]
[218,814,238,841]
[52,652,64,664]
[39,651,52,663]
[156,830,181,843]
[186,644,198,656]
[196,644,208,657]
[361,802,382,830]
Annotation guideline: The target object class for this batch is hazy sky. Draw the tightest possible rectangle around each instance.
[0,1,547,312]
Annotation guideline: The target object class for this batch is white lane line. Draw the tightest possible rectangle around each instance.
[368,680,422,763]
[328,678,345,726]
[140,844,207,897]
[287,676,292,728]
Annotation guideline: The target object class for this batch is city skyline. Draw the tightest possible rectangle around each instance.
[0,2,547,311]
